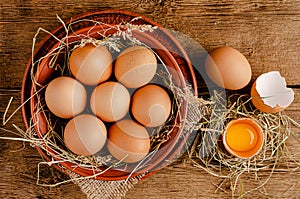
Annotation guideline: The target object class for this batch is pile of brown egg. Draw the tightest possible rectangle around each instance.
[45,44,172,163]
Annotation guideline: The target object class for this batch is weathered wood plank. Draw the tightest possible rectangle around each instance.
[1,0,300,88]
[1,0,300,198]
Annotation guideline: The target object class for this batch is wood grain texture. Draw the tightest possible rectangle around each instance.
[0,0,300,198]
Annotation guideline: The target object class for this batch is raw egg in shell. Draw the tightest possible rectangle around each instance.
[64,114,107,156]
[114,46,157,88]
[223,118,264,159]
[69,43,113,85]
[45,76,87,119]
[131,84,171,127]
[90,81,130,122]
[205,46,252,90]
[107,120,150,163]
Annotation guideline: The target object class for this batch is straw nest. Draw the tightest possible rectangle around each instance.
[188,91,300,198]
[2,16,192,183]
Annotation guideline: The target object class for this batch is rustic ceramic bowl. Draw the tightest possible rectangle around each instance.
[21,10,197,181]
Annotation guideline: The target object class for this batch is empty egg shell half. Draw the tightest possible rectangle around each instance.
[64,114,107,156]
[251,71,294,113]
[114,46,157,88]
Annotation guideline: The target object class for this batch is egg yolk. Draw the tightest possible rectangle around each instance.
[226,123,258,152]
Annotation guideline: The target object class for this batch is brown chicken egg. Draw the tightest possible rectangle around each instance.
[69,43,113,85]
[64,114,107,156]
[45,76,87,118]
[131,84,171,127]
[90,81,130,122]
[205,46,252,90]
[107,120,150,163]
[114,46,157,88]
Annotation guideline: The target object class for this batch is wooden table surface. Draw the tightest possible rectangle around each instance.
[1,0,300,198]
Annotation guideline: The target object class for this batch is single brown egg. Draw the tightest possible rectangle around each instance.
[114,46,157,88]
[90,81,130,122]
[205,46,252,90]
[45,76,87,118]
[107,120,150,163]
[64,114,107,156]
[131,84,171,127]
[69,43,113,85]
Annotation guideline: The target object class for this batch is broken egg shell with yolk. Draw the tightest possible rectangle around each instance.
[223,118,264,159]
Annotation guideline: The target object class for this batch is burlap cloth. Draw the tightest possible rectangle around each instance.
[68,171,144,199]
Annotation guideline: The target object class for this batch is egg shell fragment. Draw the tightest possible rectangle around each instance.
[251,71,294,113]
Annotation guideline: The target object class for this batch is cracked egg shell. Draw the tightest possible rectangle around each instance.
[251,71,294,113]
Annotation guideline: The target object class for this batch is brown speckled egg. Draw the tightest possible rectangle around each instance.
[131,84,171,127]
[90,81,130,122]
